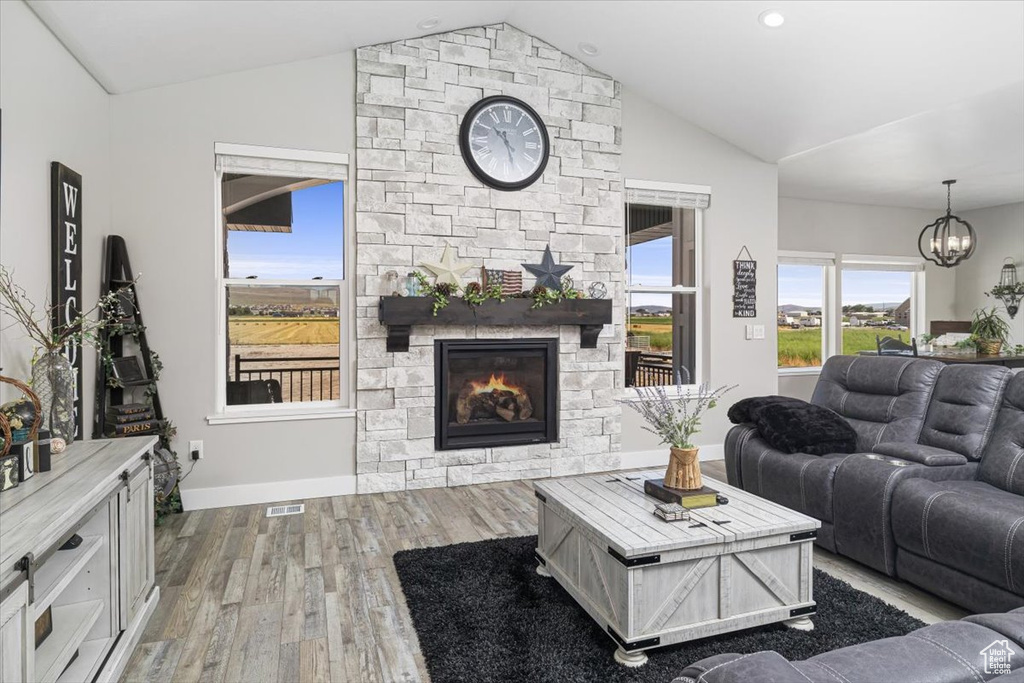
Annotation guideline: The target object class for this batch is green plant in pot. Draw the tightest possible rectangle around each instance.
[970,307,1011,355]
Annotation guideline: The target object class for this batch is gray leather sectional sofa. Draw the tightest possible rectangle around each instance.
[673,607,1024,683]
[725,355,1023,614]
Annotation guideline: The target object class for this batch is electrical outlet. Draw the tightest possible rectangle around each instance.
[189,440,203,460]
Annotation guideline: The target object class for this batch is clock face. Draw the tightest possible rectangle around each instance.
[459,96,549,191]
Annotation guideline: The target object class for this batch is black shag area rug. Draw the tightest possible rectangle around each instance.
[393,535,925,683]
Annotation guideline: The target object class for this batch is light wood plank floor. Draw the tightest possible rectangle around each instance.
[121,461,967,682]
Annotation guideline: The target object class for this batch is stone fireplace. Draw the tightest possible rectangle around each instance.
[435,339,559,451]
[355,23,624,492]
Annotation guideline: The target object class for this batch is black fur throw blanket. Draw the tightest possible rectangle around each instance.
[729,396,858,456]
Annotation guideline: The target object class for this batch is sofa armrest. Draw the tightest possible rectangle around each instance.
[832,454,978,575]
[674,652,817,683]
[724,424,759,489]
[872,442,968,466]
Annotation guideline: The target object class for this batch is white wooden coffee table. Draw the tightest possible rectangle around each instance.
[534,470,819,666]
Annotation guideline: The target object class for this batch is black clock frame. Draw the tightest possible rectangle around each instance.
[459,95,550,192]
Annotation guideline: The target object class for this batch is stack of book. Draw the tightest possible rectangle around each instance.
[106,403,160,437]
[653,503,690,522]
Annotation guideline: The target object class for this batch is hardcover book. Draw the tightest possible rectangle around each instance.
[107,403,150,416]
[106,409,155,424]
[108,419,161,437]
[644,479,718,509]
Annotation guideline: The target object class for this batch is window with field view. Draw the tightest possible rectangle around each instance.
[221,169,345,406]
[841,269,913,355]
[625,202,700,387]
[777,263,826,368]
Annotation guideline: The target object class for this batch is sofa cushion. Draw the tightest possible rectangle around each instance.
[811,356,942,451]
[741,448,853,522]
[873,442,968,466]
[918,364,1012,460]
[754,402,858,455]
[892,478,1024,593]
[978,371,1024,495]
[727,395,806,424]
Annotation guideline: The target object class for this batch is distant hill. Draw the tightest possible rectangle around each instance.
[228,285,333,306]
[778,304,810,313]
[630,305,671,315]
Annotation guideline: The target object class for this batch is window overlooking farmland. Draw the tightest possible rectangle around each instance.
[216,148,347,410]
[624,197,701,387]
[777,263,826,368]
[777,252,923,372]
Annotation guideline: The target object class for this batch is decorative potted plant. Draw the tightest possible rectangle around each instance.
[970,307,1011,355]
[621,378,734,491]
[0,265,124,442]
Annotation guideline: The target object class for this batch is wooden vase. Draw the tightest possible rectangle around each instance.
[665,446,702,491]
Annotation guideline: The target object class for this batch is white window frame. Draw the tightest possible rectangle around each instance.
[208,143,354,424]
[777,251,837,377]
[839,254,926,354]
[623,179,710,393]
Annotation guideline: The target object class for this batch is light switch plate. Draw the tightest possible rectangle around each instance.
[753,325,766,339]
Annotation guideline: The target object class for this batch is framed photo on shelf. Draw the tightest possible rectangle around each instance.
[110,356,145,383]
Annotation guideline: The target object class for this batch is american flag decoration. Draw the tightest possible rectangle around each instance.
[483,269,523,296]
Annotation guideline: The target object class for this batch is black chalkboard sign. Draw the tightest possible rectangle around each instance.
[732,247,756,318]
[51,162,83,439]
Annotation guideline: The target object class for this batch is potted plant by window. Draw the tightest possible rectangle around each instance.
[621,379,734,491]
[970,307,1011,355]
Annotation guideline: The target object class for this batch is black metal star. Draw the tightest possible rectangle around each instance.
[523,246,573,290]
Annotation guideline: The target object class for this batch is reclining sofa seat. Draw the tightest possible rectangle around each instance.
[889,370,1024,614]
[831,363,1012,577]
[724,355,942,551]
[672,606,1024,683]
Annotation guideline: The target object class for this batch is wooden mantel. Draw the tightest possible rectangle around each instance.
[378,297,613,352]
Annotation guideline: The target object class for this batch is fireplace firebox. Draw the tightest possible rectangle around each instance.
[435,339,558,450]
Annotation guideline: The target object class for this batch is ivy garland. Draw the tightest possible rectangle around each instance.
[410,271,585,316]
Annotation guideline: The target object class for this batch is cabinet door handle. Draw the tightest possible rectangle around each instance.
[121,469,131,503]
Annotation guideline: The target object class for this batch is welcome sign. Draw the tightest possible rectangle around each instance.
[51,162,83,439]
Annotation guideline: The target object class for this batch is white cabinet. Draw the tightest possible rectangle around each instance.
[0,582,32,683]
[118,464,155,630]
[0,438,159,683]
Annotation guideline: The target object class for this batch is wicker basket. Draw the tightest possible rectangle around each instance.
[0,413,11,458]
[976,339,1003,355]
[0,375,43,447]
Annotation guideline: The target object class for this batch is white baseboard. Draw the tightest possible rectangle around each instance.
[180,475,357,511]
[616,444,724,469]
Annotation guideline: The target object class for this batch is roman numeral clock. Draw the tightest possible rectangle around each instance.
[459,96,550,191]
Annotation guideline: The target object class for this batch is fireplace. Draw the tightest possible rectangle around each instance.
[435,339,558,450]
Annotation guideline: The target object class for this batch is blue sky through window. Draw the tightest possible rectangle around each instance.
[228,181,344,280]
[779,265,911,309]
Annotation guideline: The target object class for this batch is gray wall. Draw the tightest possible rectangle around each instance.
[0,1,110,435]
[955,202,1024,348]
[108,54,358,505]
[777,197,958,399]
[621,88,780,456]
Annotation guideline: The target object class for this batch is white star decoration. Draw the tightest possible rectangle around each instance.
[419,244,473,287]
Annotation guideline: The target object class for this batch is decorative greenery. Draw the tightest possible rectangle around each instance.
[621,380,735,450]
[970,307,1011,344]
[0,265,127,356]
[410,270,587,315]
[918,333,934,344]
[986,282,1024,299]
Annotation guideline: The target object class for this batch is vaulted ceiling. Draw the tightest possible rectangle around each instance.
[26,0,1024,210]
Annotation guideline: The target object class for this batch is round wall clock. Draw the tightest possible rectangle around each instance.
[459,95,550,191]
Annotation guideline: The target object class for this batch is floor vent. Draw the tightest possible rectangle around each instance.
[266,504,304,518]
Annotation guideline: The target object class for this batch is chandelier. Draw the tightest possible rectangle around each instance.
[918,180,976,268]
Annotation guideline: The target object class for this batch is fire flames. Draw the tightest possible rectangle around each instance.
[469,373,524,396]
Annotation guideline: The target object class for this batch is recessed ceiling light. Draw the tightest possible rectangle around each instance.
[758,9,785,28]
[417,17,440,31]
[578,42,600,56]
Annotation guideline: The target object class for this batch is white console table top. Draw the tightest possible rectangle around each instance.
[0,437,157,588]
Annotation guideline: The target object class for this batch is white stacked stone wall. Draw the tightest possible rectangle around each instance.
[355,23,624,493]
